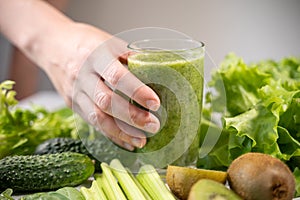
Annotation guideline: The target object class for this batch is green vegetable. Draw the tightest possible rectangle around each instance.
[91,160,174,200]
[80,187,93,200]
[34,137,119,159]
[136,164,176,200]
[21,192,69,200]
[90,180,107,200]
[55,187,85,200]
[0,189,13,200]
[20,187,84,200]
[198,53,300,195]
[0,80,87,159]
[126,169,152,200]
[110,159,146,200]
[34,137,121,172]
[101,162,127,200]
[294,168,300,197]
[80,180,107,200]
[0,152,94,192]
[34,137,91,155]
[95,173,115,200]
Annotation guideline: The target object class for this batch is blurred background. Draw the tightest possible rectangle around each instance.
[1,0,300,99]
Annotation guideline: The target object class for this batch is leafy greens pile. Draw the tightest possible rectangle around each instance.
[0,80,83,159]
[198,53,300,194]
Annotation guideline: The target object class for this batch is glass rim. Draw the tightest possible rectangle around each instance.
[127,38,205,53]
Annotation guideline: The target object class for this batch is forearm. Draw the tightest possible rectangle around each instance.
[0,1,161,150]
[0,0,73,67]
[1,0,114,76]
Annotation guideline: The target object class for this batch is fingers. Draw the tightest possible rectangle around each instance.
[94,58,161,112]
[74,39,161,151]
[98,116,147,150]
[90,75,160,134]
[73,90,147,151]
[78,61,161,134]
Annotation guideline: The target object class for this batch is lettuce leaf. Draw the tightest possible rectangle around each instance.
[294,168,300,197]
[55,187,85,200]
[198,53,300,195]
[20,187,85,200]
[0,80,85,159]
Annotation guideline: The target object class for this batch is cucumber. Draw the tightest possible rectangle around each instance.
[34,137,138,172]
[0,152,94,192]
[34,138,91,156]
[34,137,120,164]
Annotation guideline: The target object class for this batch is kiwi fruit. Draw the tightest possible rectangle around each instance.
[227,152,296,200]
[166,165,227,200]
[188,179,242,200]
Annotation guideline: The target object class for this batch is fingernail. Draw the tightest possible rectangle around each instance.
[123,143,134,151]
[144,115,160,133]
[146,100,160,111]
[131,138,143,148]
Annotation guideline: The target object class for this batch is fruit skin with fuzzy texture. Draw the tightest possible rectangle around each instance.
[227,152,295,200]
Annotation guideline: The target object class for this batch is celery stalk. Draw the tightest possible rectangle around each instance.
[80,187,93,200]
[101,162,127,200]
[126,168,152,200]
[80,180,107,200]
[95,174,115,200]
[90,180,107,200]
[136,164,176,200]
[110,159,146,200]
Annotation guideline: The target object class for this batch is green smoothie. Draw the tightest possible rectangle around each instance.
[127,41,204,167]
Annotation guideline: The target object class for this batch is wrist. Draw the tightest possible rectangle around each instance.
[41,22,112,73]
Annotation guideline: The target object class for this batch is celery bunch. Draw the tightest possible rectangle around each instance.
[80,159,175,200]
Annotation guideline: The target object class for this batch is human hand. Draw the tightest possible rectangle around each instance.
[43,23,161,151]
[0,0,160,151]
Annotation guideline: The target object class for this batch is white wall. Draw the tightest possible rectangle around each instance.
[66,0,300,64]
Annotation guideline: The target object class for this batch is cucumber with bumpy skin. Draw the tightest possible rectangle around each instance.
[34,138,90,155]
[34,137,120,163]
[0,152,94,192]
[34,137,123,172]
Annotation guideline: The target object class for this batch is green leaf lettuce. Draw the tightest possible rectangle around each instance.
[0,80,86,159]
[198,53,300,195]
